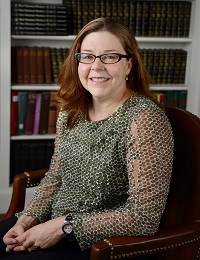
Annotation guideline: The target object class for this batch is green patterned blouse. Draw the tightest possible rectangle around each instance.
[17,94,174,250]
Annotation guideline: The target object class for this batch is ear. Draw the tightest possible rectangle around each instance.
[126,58,133,75]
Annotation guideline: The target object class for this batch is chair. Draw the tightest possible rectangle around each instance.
[3,106,200,260]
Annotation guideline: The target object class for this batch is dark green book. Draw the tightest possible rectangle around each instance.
[148,1,157,37]
[165,2,173,36]
[142,1,150,36]
[135,1,143,36]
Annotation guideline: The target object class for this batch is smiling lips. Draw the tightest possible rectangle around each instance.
[90,77,109,82]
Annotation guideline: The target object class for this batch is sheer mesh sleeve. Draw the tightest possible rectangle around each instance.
[73,108,174,250]
[16,111,65,222]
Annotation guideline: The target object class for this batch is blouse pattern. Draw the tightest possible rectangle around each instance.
[17,95,174,250]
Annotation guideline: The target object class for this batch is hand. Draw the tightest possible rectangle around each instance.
[14,216,65,252]
[3,220,30,252]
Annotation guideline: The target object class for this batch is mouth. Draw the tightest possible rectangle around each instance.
[89,77,109,82]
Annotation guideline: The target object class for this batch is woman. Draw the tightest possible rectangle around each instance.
[1,17,174,259]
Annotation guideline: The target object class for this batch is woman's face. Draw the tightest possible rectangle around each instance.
[77,31,132,101]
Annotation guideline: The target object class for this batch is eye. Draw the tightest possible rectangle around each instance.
[82,54,94,61]
[104,54,118,60]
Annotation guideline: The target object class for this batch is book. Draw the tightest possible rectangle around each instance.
[33,92,42,134]
[18,91,28,135]
[183,2,191,37]
[177,1,186,37]
[47,91,57,134]
[165,2,173,36]
[37,47,45,84]
[148,1,157,37]
[142,1,150,36]
[39,91,50,134]
[29,47,37,84]
[10,91,19,136]
[129,1,137,34]
[16,47,24,84]
[44,47,52,84]
[24,92,37,135]
[22,47,30,84]
[135,1,143,36]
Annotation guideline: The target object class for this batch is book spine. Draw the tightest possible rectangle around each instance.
[171,2,179,37]
[123,0,130,28]
[165,2,173,37]
[44,47,52,84]
[33,92,42,134]
[177,1,186,37]
[11,91,19,136]
[129,1,136,34]
[142,1,150,36]
[135,2,143,36]
[47,91,57,134]
[178,91,187,110]
[25,92,37,135]
[18,91,28,135]
[39,91,51,135]
[148,1,157,37]
[29,47,38,84]
[37,47,45,84]
[183,2,191,37]
[22,47,30,84]
[16,47,24,84]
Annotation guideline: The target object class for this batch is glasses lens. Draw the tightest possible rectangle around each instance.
[101,54,120,64]
[78,53,95,63]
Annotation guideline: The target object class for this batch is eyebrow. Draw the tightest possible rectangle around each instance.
[81,49,119,53]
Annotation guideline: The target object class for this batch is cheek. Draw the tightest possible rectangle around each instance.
[78,64,89,79]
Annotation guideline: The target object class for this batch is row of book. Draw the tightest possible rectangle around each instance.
[11,46,187,85]
[141,49,187,84]
[11,91,58,136]
[11,2,72,35]
[153,90,187,109]
[11,46,69,85]
[10,140,54,184]
[63,0,191,36]
[11,1,191,37]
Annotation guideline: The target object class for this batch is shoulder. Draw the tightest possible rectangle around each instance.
[125,94,166,119]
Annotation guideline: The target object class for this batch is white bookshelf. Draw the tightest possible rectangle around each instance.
[0,0,200,214]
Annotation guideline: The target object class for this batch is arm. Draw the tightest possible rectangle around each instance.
[73,107,174,250]
[16,111,65,222]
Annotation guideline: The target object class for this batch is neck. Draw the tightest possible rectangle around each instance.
[88,88,134,122]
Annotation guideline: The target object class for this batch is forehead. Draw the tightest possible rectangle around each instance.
[80,31,124,52]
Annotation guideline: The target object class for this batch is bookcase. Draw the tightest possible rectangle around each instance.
[0,0,200,214]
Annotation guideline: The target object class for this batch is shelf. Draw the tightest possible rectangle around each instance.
[11,35,76,41]
[11,134,56,140]
[11,85,59,91]
[150,84,189,91]
[11,35,192,43]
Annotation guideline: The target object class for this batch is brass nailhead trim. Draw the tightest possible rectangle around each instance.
[104,236,200,259]
[24,171,39,187]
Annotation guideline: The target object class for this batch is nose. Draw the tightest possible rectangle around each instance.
[91,56,105,70]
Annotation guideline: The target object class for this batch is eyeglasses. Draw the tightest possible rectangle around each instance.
[75,53,130,64]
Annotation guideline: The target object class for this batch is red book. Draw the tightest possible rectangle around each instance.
[22,47,30,84]
[24,92,37,135]
[37,48,45,84]
[10,91,18,135]
[44,48,52,84]
[29,47,37,84]
[47,91,57,134]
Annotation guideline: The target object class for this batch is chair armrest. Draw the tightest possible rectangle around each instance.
[4,168,48,220]
[90,221,200,260]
